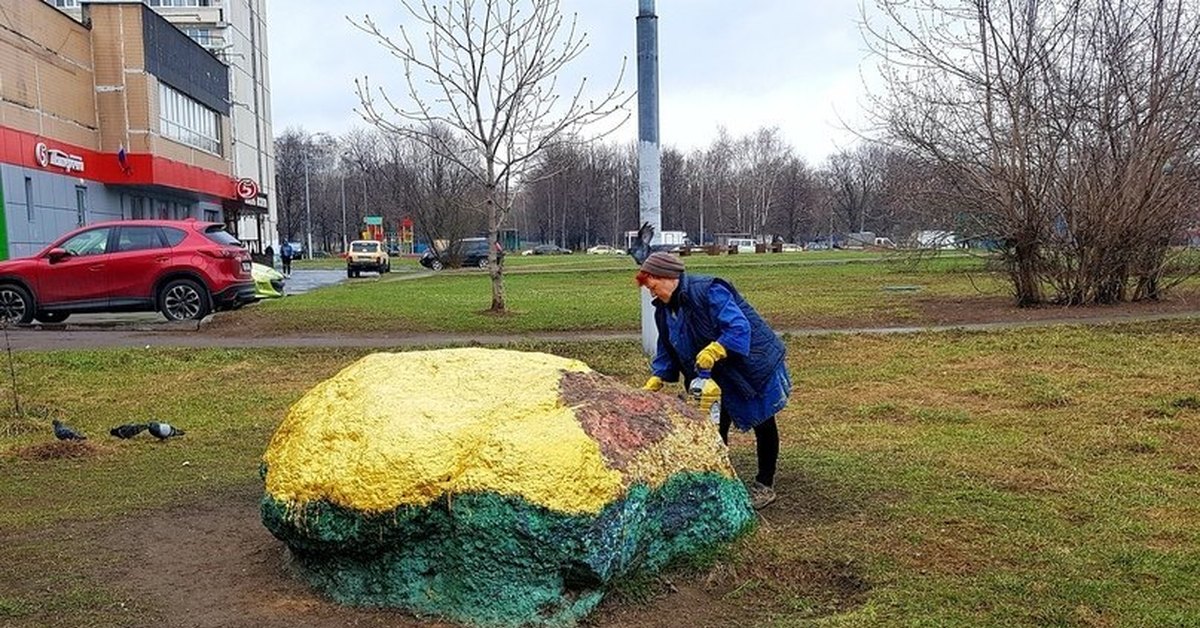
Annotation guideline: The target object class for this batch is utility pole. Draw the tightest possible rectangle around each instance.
[637,0,662,356]
[340,169,348,253]
[360,169,368,241]
[303,148,313,260]
[612,173,618,247]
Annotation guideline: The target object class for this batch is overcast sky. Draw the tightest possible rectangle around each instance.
[266,1,877,166]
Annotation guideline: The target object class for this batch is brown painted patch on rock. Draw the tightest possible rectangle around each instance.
[561,371,694,471]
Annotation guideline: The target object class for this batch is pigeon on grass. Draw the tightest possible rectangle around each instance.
[147,421,185,440]
[52,420,86,441]
[110,423,149,439]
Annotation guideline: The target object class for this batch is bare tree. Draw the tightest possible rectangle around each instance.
[771,157,817,245]
[273,128,310,244]
[865,0,1200,305]
[824,144,889,236]
[740,127,791,237]
[406,127,483,261]
[353,0,630,312]
[339,128,385,246]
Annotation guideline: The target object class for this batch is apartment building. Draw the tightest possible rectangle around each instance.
[0,1,251,259]
[44,0,276,253]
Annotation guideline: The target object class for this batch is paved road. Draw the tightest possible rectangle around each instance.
[7,311,1198,352]
[281,269,348,295]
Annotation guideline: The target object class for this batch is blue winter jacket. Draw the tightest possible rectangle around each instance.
[650,273,790,429]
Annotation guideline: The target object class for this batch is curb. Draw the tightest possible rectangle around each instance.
[24,314,214,333]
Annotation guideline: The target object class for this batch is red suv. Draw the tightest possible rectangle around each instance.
[0,219,255,324]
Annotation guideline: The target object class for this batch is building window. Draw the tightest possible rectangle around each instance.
[146,0,213,6]
[180,27,222,48]
[24,177,33,221]
[130,197,146,220]
[76,186,87,227]
[204,209,220,222]
[51,1,213,9]
[158,82,221,154]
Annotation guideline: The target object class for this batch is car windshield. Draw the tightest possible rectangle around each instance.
[351,242,378,252]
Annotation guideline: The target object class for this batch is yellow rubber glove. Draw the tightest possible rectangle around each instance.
[695,341,727,371]
[642,375,665,392]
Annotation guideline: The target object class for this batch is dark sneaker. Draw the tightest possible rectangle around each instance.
[749,481,777,509]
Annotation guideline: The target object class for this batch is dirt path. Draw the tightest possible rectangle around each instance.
[1,480,847,628]
[6,309,1199,351]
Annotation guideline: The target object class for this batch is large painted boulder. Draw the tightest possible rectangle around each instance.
[260,348,754,626]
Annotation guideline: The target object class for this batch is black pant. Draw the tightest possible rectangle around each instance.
[282,257,292,274]
[718,409,779,487]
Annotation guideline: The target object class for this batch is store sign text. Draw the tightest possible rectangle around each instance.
[34,142,85,173]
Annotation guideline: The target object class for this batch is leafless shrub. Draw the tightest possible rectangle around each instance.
[864,0,1200,305]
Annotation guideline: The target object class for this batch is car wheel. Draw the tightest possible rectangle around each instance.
[34,311,70,324]
[0,284,35,325]
[347,267,354,278]
[384,263,391,273]
[477,257,489,270]
[430,259,444,271]
[159,278,210,322]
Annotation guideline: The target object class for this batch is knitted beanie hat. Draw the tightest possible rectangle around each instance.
[639,251,685,278]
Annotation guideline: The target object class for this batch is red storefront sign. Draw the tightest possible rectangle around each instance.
[2,125,240,200]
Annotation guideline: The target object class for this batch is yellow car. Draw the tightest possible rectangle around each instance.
[347,240,391,277]
[252,263,285,299]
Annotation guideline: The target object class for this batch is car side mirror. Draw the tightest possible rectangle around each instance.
[46,248,70,263]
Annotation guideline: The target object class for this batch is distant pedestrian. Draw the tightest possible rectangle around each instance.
[264,244,275,270]
[280,241,294,276]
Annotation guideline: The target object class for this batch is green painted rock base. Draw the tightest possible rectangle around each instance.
[262,472,754,626]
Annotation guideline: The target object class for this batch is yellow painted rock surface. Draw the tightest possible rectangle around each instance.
[262,348,735,515]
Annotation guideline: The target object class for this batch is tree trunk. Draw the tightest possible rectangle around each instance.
[486,185,507,312]
[1010,235,1043,307]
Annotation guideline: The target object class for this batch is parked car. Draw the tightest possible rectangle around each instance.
[346,240,391,277]
[0,219,254,324]
[419,237,492,270]
[780,243,803,252]
[531,244,572,255]
[586,244,622,255]
[285,241,305,259]
[251,262,285,299]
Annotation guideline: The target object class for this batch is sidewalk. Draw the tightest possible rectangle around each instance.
[6,310,1198,352]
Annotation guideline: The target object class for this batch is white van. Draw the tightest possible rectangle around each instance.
[728,238,757,253]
